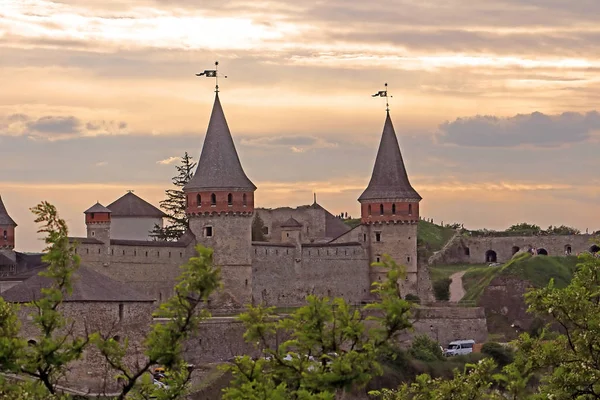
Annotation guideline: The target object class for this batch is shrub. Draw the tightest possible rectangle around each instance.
[409,335,444,362]
[433,278,451,301]
[405,294,421,304]
[481,342,514,367]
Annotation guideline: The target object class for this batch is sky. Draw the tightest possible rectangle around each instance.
[1,0,600,252]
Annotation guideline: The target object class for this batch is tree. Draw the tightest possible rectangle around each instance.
[150,153,196,241]
[545,225,580,235]
[506,223,542,236]
[222,255,413,399]
[0,202,221,399]
[252,213,267,242]
[432,278,451,301]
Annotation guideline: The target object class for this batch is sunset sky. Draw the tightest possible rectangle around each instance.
[2,0,599,251]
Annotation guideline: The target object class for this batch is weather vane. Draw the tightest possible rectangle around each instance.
[195,61,228,93]
[372,82,393,112]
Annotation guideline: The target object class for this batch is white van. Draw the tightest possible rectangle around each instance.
[444,339,475,356]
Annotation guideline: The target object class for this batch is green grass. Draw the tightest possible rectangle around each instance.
[417,220,457,253]
[343,218,361,229]
[460,253,580,304]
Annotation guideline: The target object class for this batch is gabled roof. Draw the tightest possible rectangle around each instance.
[0,195,17,226]
[107,192,166,218]
[1,265,154,303]
[281,217,302,228]
[84,202,112,214]
[184,93,256,192]
[358,112,421,202]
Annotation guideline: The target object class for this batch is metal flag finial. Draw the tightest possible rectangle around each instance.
[371,82,393,112]
[195,60,228,93]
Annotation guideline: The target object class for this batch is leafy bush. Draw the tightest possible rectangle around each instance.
[405,294,421,304]
[409,335,444,362]
[433,278,451,301]
[481,342,514,367]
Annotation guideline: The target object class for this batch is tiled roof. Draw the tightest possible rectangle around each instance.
[358,112,421,202]
[1,265,155,303]
[281,217,302,228]
[184,93,256,192]
[0,196,17,226]
[84,202,112,214]
[107,192,166,218]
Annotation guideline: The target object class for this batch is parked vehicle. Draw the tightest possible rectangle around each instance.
[444,339,475,356]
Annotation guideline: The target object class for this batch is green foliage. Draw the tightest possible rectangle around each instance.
[545,225,580,235]
[343,218,361,229]
[251,214,267,242]
[506,223,542,235]
[481,342,514,367]
[409,335,444,362]
[432,278,451,301]
[404,294,420,304]
[150,152,196,241]
[222,255,413,399]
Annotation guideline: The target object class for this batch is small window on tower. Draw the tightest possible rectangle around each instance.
[243,193,247,207]
[408,204,413,216]
[379,204,384,216]
[262,226,269,235]
[375,232,381,242]
[227,193,233,205]
[211,193,216,206]
[91,213,95,219]
[407,256,411,263]
[392,204,396,215]
[2,230,6,240]
[196,194,201,207]
[91,231,95,237]
[368,205,372,216]
[376,256,380,262]
[205,226,213,237]
[363,233,367,242]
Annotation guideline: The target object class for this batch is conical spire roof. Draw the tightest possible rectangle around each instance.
[0,195,17,226]
[84,202,112,214]
[184,93,256,192]
[358,112,421,202]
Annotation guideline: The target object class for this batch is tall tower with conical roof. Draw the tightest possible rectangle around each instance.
[184,92,256,305]
[359,111,421,294]
[0,195,17,250]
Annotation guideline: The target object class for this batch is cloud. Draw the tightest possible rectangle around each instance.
[240,135,338,153]
[0,114,128,140]
[156,156,179,165]
[95,161,108,167]
[437,111,600,148]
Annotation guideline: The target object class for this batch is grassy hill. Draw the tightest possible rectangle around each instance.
[461,253,579,303]
[417,220,457,262]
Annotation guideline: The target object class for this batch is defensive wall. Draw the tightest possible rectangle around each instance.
[430,233,599,265]
[16,301,154,393]
[183,306,488,364]
[74,240,196,301]
[251,242,369,306]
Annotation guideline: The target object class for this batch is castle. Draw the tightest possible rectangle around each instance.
[0,91,431,307]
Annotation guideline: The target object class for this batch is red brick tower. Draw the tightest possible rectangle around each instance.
[359,111,422,294]
[84,202,112,244]
[184,92,256,305]
[0,195,17,249]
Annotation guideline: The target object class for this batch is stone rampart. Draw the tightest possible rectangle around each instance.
[430,234,598,265]
[251,242,369,306]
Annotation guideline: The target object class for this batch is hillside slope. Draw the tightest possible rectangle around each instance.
[417,220,457,262]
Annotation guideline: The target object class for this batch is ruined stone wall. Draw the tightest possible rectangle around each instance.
[251,242,369,306]
[16,301,154,393]
[431,234,598,265]
[184,306,488,364]
[408,306,488,346]
[256,206,327,243]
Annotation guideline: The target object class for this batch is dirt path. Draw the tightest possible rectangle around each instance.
[449,271,466,302]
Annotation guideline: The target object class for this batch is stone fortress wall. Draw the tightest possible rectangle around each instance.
[251,242,369,306]
[430,233,599,265]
